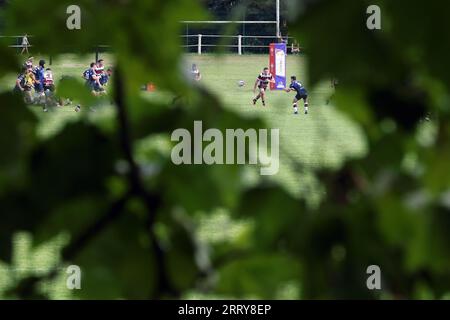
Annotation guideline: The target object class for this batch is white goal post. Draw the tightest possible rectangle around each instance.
[180,0,283,55]
[181,0,281,36]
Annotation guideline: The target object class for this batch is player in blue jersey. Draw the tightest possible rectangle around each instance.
[284,76,309,115]
[100,68,113,86]
[33,60,47,108]
[34,60,45,93]
[83,62,102,94]
[83,63,94,87]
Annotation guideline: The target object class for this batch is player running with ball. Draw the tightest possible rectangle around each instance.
[253,67,275,107]
[284,76,309,115]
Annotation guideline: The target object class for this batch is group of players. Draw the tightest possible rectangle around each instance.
[13,57,60,111]
[253,67,309,115]
[82,59,113,96]
[13,57,307,115]
[13,56,112,112]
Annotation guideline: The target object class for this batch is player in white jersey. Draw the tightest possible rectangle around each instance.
[94,59,105,75]
[253,67,275,107]
[42,68,63,107]
[43,68,55,91]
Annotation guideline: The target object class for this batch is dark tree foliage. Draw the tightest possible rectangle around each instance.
[0,0,449,299]
[186,0,288,53]
[203,0,239,17]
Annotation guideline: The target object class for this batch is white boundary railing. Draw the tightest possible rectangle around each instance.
[1,35,34,50]
[180,21,278,24]
[180,34,296,55]
[3,35,300,56]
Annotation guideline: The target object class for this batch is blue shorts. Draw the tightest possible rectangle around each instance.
[100,75,109,85]
[295,93,307,101]
[86,80,100,91]
[34,83,44,93]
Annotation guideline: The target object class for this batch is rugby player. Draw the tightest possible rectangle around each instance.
[93,59,107,95]
[13,67,27,95]
[42,68,63,107]
[34,60,46,108]
[284,76,309,115]
[95,59,106,82]
[22,67,36,104]
[24,56,34,69]
[83,62,102,95]
[100,68,113,86]
[253,67,275,107]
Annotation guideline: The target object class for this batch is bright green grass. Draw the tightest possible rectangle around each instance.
[185,54,368,204]
[0,53,368,299]
[1,53,367,203]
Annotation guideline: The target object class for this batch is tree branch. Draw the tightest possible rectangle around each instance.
[114,66,176,298]
[10,193,131,299]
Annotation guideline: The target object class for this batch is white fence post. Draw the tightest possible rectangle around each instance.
[198,34,202,55]
[238,35,242,55]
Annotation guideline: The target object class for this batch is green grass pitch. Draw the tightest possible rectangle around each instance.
[1,53,367,204]
[0,54,368,298]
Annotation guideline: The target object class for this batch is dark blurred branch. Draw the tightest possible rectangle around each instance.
[114,67,176,299]
[10,67,176,299]
[11,66,175,298]
[10,194,131,299]
[61,195,130,261]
